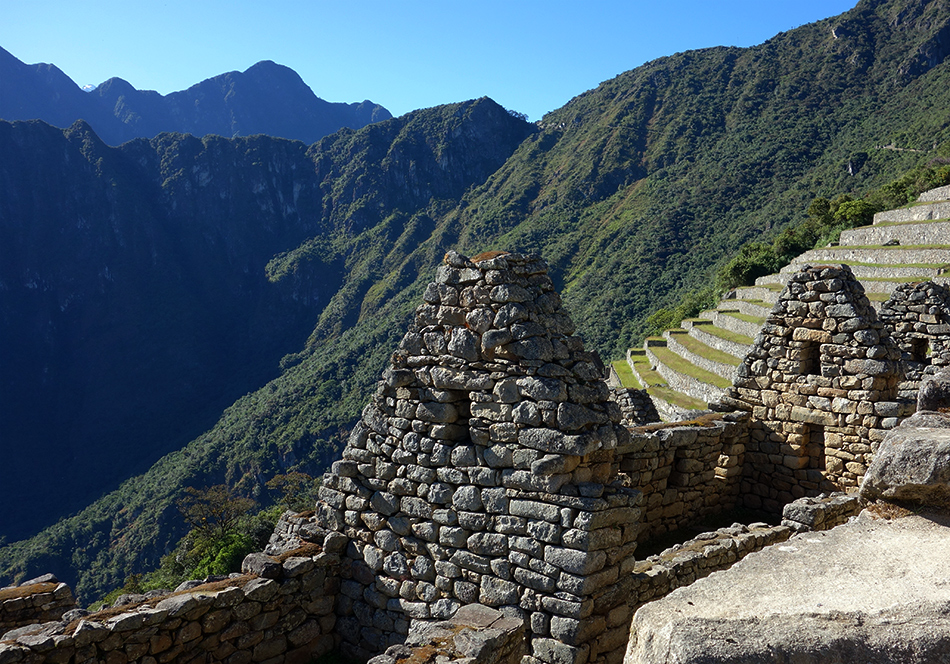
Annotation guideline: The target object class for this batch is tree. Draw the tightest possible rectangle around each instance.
[176,485,256,544]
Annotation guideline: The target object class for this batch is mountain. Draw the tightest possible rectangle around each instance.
[0,48,391,145]
[0,100,533,549]
[5,0,950,602]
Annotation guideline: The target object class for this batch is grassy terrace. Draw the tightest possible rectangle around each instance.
[649,344,733,389]
[721,310,767,326]
[820,243,950,250]
[861,275,939,282]
[872,216,950,227]
[687,320,755,346]
[668,330,741,366]
[649,385,707,412]
[628,349,664,388]
[612,359,642,389]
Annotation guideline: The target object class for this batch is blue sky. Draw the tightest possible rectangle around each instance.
[4,1,858,121]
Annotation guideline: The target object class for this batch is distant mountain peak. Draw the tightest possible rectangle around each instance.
[0,47,392,145]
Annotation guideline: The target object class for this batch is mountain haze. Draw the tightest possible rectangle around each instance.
[5,0,950,602]
[0,48,391,145]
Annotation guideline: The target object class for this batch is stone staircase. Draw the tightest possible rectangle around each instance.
[621,184,950,420]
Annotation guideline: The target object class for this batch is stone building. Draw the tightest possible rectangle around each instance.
[878,280,950,399]
[315,251,641,664]
[719,264,907,511]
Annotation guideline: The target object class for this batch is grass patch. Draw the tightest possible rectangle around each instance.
[720,310,767,326]
[648,345,733,389]
[630,354,666,388]
[0,582,59,602]
[689,321,755,346]
[860,275,933,282]
[612,360,642,390]
[668,330,741,366]
[872,216,950,227]
[818,243,950,250]
[647,385,708,412]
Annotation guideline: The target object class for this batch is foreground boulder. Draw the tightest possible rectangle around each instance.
[625,511,950,663]
[861,368,950,505]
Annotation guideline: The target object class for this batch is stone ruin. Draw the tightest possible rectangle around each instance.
[720,264,909,511]
[878,280,950,399]
[315,250,641,664]
[9,257,950,664]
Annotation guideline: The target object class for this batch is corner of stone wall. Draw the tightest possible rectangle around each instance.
[0,537,345,664]
[0,574,76,633]
[618,413,749,542]
[780,492,862,533]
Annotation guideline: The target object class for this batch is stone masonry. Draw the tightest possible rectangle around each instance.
[719,264,908,511]
[0,575,76,633]
[314,251,641,664]
[878,280,950,400]
[607,389,659,429]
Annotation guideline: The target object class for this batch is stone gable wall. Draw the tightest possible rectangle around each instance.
[720,265,907,511]
[314,252,640,664]
[879,280,950,399]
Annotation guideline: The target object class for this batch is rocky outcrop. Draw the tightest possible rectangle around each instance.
[861,368,950,505]
[625,511,950,664]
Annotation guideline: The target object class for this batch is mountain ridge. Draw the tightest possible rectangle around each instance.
[0,48,392,145]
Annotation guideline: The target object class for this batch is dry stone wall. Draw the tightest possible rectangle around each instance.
[0,575,76,633]
[616,415,748,542]
[608,389,659,428]
[878,281,950,399]
[0,545,342,664]
[314,251,642,664]
[779,492,861,532]
[628,521,792,613]
[720,264,909,512]
[368,604,525,664]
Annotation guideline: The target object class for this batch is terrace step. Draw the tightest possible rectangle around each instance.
[767,263,947,282]
[840,219,950,246]
[682,319,754,360]
[663,329,740,381]
[699,309,765,338]
[625,347,707,421]
[734,285,782,304]
[732,299,773,318]
[645,339,732,405]
[873,200,950,224]
[786,245,950,267]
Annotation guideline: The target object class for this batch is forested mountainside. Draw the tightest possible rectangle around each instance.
[5,0,950,602]
[0,100,533,547]
[0,48,391,145]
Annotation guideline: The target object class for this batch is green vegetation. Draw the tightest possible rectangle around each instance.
[717,163,950,291]
[612,360,642,389]
[668,330,742,367]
